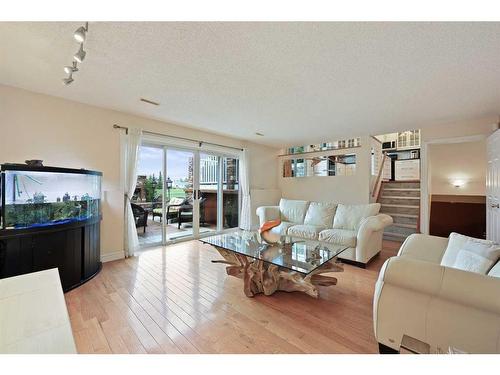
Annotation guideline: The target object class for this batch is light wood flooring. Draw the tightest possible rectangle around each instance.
[65,240,401,354]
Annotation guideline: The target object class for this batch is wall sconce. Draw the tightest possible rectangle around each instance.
[452,179,466,188]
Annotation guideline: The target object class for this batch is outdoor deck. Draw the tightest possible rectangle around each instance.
[137,215,217,246]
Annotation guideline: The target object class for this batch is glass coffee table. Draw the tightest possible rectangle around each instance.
[200,230,349,298]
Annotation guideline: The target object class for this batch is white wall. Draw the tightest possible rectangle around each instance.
[278,136,372,204]
[429,140,487,196]
[0,84,279,259]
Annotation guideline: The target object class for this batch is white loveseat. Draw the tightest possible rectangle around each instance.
[256,198,393,266]
[373,233,500,354]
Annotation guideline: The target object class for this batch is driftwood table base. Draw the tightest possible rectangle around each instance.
[212,248,344,298]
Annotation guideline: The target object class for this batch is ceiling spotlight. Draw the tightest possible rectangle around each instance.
[73,22,88,43]
[64,61,78,74]
[73,43,86,63]
[62,73,74,85]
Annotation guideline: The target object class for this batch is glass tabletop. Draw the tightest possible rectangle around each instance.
[200,230,348,275]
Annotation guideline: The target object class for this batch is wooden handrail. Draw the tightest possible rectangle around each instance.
[371,155,389,199]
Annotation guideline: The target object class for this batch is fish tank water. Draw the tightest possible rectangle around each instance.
[1,165,102,230]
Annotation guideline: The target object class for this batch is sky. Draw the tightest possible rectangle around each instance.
[137,146,191,180]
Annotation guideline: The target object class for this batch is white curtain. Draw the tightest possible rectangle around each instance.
[239,148,252,231]
[124,127,142,257]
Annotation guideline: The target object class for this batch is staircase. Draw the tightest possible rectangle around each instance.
[378,181,420,242]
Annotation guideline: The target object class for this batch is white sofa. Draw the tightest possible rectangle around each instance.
[256,198,393,266]
[374,233,500,354]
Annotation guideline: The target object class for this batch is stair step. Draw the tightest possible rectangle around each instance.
[386,224,418,236]
[380,197,421,206]
[383,212,418,218]
[383,213,419,226]
[381,203,420,208]
[381,205,420,215]
[391,222,417,229]
[383,188,420,191]
[384,231,409,239]
[382,182,421,189]
[380,188,420,198]
[382,196,420,200]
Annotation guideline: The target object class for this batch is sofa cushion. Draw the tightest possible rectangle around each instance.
[332,203,381,231]
[441,232,500,275]
[288,224,323,240]
[303,202,337,227]
[279,199,310,224]
[268,221,294,236]
[319,228,357,247]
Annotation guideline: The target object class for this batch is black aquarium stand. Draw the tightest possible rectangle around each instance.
[0,219,102,291]
[0,164,102,292]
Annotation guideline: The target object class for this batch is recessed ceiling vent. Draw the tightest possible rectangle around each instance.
[140,98,160,106]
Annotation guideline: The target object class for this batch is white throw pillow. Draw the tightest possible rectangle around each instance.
[332,203,381,231]
[441,232,500,275]
[303,202,337,228]
[279,199,310,224]
[453,250,495,274]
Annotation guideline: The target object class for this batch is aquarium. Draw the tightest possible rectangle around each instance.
[1,165,102,230]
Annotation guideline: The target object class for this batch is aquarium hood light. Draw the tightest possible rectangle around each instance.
[62,22,89,86]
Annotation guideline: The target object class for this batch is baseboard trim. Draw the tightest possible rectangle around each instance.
[101,250,125,263]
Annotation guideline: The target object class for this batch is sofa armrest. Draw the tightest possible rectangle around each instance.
[352,214,393,263]
[358,214,393,234]
[255,206,280,227]
[397,233,449,264]
[378,257,500,315]
[357,214,393,247]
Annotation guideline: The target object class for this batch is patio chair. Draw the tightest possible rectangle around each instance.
[177,196,207,229]
[131,203,149,233]
[152,197,186,223]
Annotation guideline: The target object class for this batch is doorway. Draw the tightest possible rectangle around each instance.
[132,144,240,248]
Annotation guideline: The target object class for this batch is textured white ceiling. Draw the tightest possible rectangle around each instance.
[1,22,499,146]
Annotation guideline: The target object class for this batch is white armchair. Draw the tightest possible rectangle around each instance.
[374,233,500,354]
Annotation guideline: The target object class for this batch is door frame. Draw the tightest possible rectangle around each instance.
[420,134,487,234]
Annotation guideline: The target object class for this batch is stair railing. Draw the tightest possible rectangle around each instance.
[371,155,389,201]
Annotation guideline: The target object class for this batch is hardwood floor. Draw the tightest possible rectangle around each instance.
[65,240,401,354]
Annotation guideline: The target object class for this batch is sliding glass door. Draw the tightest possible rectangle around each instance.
[132,143,240,248]
[164,149,196,241]
[133,145,164,247]
[199,153,220,235]
[222,157,240,229]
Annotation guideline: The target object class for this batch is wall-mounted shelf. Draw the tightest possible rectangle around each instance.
[278,145,361,157]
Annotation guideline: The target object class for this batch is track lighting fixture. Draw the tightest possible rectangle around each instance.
[64,61,78,74]
[61,22,89,86]
[62,73,74,85]
[73,22,88,43]
[73,43,86,63]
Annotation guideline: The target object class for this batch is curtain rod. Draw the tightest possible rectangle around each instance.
[113,124,243,152]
